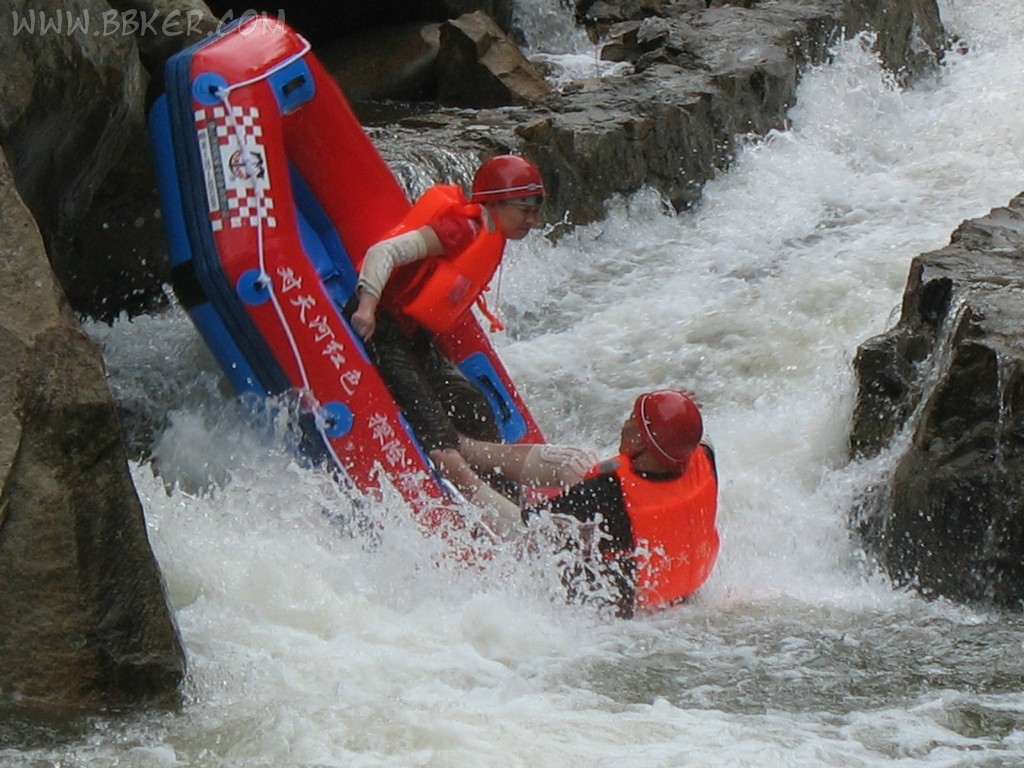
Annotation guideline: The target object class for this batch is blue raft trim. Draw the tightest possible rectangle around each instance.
[457,352,527,444]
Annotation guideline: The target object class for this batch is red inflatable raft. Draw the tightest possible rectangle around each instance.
[148,16,718,614]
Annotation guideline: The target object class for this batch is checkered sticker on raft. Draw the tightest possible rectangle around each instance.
[194,105,277,231]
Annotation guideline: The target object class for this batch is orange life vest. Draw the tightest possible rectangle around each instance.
[592,447,720,609]
[381,185,506,334]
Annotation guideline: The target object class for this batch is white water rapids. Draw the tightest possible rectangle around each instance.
[9,0,1024,765]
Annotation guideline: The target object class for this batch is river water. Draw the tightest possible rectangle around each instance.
[9,0,1024,765]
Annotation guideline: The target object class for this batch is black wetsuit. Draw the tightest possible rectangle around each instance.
[365,309,500,451]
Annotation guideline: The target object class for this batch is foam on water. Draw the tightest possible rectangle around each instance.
[13,0,1024,765]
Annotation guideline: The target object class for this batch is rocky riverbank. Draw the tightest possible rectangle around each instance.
[0,0,948,713]
[851,192,1024,609]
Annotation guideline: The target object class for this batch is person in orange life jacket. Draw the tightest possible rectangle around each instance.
[508,390,719,617]
[351,155,592,530]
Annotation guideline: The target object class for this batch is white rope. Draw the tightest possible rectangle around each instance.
[217,32,312,95]
[211,35,345,460]
[208,34,448,507]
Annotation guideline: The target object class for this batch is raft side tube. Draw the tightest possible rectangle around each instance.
[162,40,297,399]
[149,93,268,397]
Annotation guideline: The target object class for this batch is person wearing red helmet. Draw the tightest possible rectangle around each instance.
[349,154,560,527]
[513,390,720,617]
[352,154,545,341]
[627,389,705,472]
[467,154,546,240]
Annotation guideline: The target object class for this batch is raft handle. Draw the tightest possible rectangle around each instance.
[282,75,307,97]
[475,375,513,424]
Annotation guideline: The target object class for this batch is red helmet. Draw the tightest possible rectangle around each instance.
[471,155,545,203]
[632,390,703,471]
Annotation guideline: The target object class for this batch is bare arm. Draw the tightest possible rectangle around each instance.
[458,436,596,489]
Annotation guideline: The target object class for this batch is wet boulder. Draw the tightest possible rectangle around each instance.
[851,192,1024,607]
[0,146,186,712]
[1,0,218,320]
[436,11,554,107]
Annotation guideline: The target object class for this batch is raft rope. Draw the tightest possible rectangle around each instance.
[211,35,350,468]
[209,38,489,512]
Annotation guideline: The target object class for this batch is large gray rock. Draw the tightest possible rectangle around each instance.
[0,146,185,711]
[851,192,1024,607]
[377,0,946,228]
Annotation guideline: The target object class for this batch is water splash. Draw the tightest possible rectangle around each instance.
[44,0,1024,765]
[512,0,592,55]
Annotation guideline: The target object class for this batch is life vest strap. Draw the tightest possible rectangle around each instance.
[475,292,504,332]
